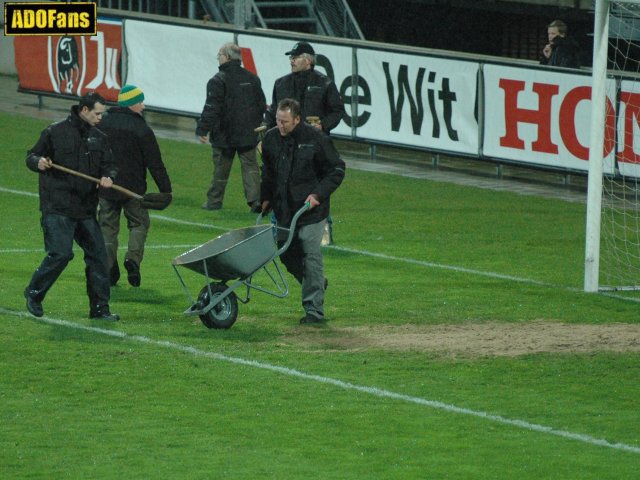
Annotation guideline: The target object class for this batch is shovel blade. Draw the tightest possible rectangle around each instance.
[141,192,172,210]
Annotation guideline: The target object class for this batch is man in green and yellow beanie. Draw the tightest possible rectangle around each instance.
[98,84,172,288]
[117,84,145,107]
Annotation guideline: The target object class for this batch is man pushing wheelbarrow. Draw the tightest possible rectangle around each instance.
[173,98,345,329]
[260,98,346,324]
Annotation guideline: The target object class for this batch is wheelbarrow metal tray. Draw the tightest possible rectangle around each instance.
[173,225,276,281]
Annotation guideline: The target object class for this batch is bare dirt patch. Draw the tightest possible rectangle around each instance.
[285,322,640,357]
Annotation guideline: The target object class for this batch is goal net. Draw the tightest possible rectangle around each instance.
[586,0,640,292]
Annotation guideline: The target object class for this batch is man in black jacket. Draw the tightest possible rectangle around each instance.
[261,99,346,324]
[98,85,172,288]
[196,42,266,213]
[540,19,581,69]
[24,92,120,321]
[264,41,345,133]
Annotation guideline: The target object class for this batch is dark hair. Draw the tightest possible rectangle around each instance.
[277,98,301,118]
[78,92,106,111]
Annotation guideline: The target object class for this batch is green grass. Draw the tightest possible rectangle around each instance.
[1,110,639,479]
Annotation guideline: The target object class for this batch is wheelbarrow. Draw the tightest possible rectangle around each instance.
[172,203,310,329]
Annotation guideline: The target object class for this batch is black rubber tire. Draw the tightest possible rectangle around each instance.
[196,282,238,329]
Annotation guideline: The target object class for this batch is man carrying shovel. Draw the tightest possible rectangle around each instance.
[24,93,120,321]
[97,85,172,288]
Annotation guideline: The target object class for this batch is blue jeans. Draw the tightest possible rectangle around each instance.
[26,213,111,310]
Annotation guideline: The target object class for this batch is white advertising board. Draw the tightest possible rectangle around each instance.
[124,20,233,114]
[354,49,479,155]
[119,19,627,177]
[483,64,617,174]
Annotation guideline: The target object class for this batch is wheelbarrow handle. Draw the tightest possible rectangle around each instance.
[255,201,309,225]
[275,202,311,256]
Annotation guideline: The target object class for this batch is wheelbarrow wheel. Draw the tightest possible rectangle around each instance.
[196,282,238,329]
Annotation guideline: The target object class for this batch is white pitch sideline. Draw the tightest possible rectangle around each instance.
[1,307,638,455]
[3,185,640,303]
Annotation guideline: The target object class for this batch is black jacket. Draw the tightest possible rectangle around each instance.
[26,106,117,219]
[540,36,581,68]
[264,69,345,133]
[98,106,172,202]
[196,59,266,149]
[261,122,345,227]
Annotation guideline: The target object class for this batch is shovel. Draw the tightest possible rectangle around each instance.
[49,162,172,210]
[254,125,267,155]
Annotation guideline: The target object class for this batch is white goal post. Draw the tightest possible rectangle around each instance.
[584,0,640,292]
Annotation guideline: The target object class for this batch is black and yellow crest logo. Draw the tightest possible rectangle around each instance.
[4,2,97,36]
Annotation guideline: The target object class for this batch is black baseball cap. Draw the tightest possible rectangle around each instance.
[285,41,315,56]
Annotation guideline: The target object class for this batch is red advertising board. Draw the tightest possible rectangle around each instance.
[14,19,122,102]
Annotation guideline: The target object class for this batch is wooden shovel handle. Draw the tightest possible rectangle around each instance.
[50,162,142,200]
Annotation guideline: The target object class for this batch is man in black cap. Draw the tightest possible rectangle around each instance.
[264,41,345,134]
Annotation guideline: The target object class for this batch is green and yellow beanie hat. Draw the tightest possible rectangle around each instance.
[118,85,144,107]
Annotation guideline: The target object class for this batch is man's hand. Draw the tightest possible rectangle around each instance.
[306,116,323,131]
[305,194,320,209]
[99,177,114,188]
[198,135,209,144]
[542,44,552,59]
[38,157,53,171]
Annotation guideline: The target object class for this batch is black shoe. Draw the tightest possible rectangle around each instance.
[124,258,141,287]
[201,202,222,211]
[250,202,262,213]
[110,262,120,286]
[324,278,328,291]
[24,289,43,317]
[299,314,324,324]
[89,306,120,321]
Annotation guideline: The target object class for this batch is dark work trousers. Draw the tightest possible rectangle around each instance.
[277,221,325,320]
[206,147,261,208]
[25,213,110,309]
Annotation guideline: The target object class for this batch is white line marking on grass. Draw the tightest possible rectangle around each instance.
[4,186,640,303]
[2,307,639,455]
[150,217,640,303]
[328,245,554,286]
[0,244,199,255]
[148,214,563,289]
[0,186,38,197]
[151,213,228,231]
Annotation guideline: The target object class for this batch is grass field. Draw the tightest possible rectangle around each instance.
[1,110,639,479]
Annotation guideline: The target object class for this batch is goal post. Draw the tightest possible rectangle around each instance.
[584,0,640,292]
[584,0,610,292]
